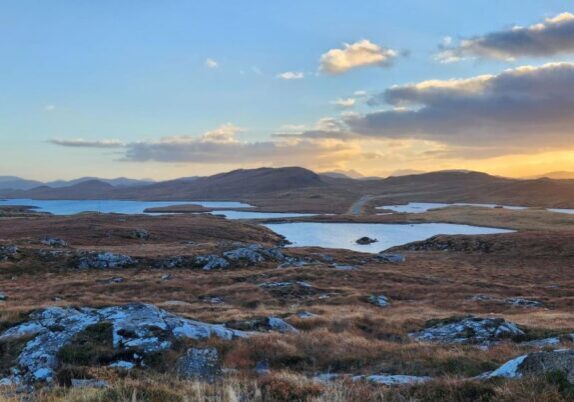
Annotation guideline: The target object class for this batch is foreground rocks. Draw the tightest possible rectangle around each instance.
[0,245,18,261]
[0,303,247,385]
[410,316,524,345]
[485,350,574,383]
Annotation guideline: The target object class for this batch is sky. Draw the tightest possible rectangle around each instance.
[1,0,574,180]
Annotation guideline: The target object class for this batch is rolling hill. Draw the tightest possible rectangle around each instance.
[2,167,574,211]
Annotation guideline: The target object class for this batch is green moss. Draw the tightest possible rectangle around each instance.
[58,322,117,366]
[0,335,33,375]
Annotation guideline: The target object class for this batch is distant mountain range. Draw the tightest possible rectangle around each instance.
[2,167,574,209]
[0,176,156,191]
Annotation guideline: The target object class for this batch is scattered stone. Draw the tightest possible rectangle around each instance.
[0,303,247,384]
[356,236,378,245]
[259,281,312,289]
[0,376,20,387]
[506,297,543,308]
[38,249,69,260]
[95,277,125,284]
[376,253,406,263]
[316,373,432,386]
[226,316,298,334]
[0,292,7,301]
[177,347,221,381]
[522,337,561,348]
[468,294,496,302]
[109,361,135,369]
[368,294,390,308]
[160,273,173,281]
[40,237,68,248]
[255,360,270,375]
[485,350,574,383]
[410,316,524,345]
[132,229,150,240]
[356,374,432,386]
[469,295,544,308]
[268,317,298,333]
[0,245,18,261]
[71,379,109,389]
[195,255,230,270]
[76,252,135,269]
[332,264,356,271]
[155,256,190,269]
[163,300,191,306]
[296,311,314,319]
[316,254,334,263]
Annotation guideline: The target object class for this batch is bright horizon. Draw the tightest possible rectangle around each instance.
[2,1,574,181]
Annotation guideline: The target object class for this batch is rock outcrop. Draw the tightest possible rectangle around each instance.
[0,303,247,384]
[76,252,135,269]
[485,350,574,383]
[410,316,524,345]
[155,244,312,271]
[40,237,68,248]
[368,294,390,308]
[0,245,18,261]
[376,253,406,263]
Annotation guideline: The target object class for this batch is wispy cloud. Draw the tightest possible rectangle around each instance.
[331,97,356,108]
[204,58,219,69]
[276,71,304,80]
[320,40,397,74]
[437,12,574,62]
[50,138,125,148]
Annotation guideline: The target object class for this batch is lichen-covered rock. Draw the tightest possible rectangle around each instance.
[506,297,543,308]
[0,245,18,261]
[267,317,298,333]
[71,378,109,389]
[368,294,390,308]
[376,253,406,263]
[410,316,524,345]
[485,350,574,383]
[76,252,135,269]
[131,229,150,240]
[195,255,230,270]
[176,347,221,381]
[355,374,431,385]
[226,316,298,334]
[41,237,68,248]
[0,303,247,384]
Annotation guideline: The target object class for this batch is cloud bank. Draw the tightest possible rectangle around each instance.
[347,62,574,152]
[438,12,574,62]
[320,40,397,74]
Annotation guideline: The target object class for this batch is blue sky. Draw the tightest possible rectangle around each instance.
[1,0,573,180]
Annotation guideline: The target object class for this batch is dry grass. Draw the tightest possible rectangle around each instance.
[1,212,574,401]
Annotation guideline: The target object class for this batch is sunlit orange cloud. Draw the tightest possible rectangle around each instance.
[333,139,574,178]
